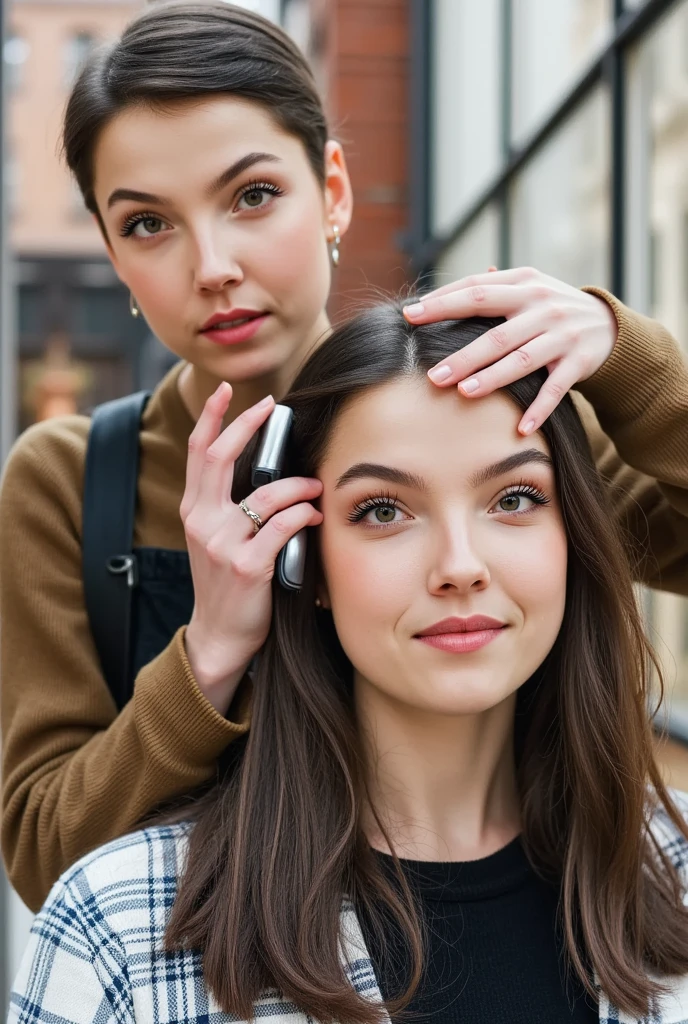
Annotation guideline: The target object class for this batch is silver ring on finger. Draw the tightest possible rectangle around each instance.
[239,498,263,534]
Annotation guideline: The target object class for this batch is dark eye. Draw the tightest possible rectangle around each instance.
[132,217,165,237]
[373,505,397,523]
[242,189,266,208]
[499,495,522,512]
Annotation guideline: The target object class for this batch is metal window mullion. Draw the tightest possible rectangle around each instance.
[416,0,683,276]
[499,0,513,270]
[610,0,627,298]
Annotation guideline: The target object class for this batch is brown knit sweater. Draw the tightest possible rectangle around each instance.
[2,288,688,912]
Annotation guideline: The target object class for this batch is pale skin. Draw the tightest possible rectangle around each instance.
[90,94,614,715]
[316,378,568,860]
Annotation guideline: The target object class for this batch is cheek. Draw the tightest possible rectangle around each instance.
[320,527,417,664]
[499,524,568,649]
[256,200,331,309]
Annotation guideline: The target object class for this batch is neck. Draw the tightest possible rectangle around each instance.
[177,310,331,423]
[356,679,521,862]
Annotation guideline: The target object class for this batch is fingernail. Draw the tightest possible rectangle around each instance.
[405,302,425,318]
[428,364,451,383]
[521,419,535,435]
[257,394,273,409]
[459,378,480,395]
[215,381,229,398]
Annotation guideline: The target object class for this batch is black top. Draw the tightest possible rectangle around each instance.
[358,837,599,1023]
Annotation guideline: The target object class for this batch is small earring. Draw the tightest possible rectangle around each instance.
[330,224,341,268]
[315,597,322,608]
[129,292,140,318]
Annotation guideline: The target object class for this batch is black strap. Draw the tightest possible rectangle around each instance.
[82,391,151,711]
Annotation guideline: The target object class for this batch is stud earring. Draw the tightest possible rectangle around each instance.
[330,224,341,268]
[129,293,140,318]
[315,597,322,608]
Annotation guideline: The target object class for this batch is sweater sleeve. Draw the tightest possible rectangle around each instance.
[0,417,248,912]
[576,287,688,595]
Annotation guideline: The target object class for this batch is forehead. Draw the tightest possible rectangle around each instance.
[320,377,551,483]
[93,95,309,206]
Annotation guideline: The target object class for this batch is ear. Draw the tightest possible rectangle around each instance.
[322,140,353,240]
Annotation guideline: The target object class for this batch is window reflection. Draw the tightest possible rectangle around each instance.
[511,0,612,142]
[432,0,502,234]
[626,0,688,715]
[510,87,610,287]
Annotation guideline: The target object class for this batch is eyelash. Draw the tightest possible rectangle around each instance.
[347,482,551,526]
[118,181,285,238]
[347,492,401,524]
[495,482,550,510]
[119,211,164,238]
[236,180,284,206]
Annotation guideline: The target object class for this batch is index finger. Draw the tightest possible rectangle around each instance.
[181,381,232,519]
[419,268,527,302]
[404,284,525,325]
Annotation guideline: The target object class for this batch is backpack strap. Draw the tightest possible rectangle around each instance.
[82,390,151,711]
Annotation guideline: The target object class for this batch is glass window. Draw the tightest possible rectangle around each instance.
[63,32,97,87]
[510,86,611,287]
[3,33,30,92]
[511,0,612,143]
[433,204,500,285]
[625,0,688,720]
[431,0,502,235]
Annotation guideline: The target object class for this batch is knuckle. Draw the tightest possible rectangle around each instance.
[469,284,486,305]
[184,517,205,546]
[205,537,227,567]
[514,347,532,370]
[228,552,255,580]
[519,266,540,283]
[489,326,510,352]
[529,283,551,304]
[548,302,568,324]
[269,513,291,535]
[545,379,565,401]
[203,445,222,467]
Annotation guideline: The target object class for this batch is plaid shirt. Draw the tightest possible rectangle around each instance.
[8,796,688,1024]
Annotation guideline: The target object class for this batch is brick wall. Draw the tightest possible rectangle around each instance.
[321,0,411,320]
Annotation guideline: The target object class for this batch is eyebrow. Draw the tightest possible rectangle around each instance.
[335,463,427,491]
[334,450,552,492]
[106,151,282,209]
[469,449,553,488]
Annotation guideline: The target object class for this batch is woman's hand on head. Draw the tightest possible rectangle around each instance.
[403,266,618,435]
[181,385,323,715]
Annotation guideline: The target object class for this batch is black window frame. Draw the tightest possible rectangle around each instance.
[407,0,682,301]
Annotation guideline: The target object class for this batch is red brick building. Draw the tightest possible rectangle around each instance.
[285,0,412,320]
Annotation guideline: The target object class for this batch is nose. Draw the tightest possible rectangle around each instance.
[426,518,491,596]
[192,228,244,293]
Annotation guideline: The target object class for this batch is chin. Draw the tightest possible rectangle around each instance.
[401,673,521,717]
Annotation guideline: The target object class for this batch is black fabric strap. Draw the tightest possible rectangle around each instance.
[82,391,151,711]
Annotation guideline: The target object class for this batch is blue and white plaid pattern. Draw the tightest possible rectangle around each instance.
[8,794,688,1024]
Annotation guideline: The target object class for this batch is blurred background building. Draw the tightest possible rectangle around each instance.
[2,0,688,1006]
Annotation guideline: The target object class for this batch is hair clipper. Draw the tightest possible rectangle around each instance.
[252,404,306,591]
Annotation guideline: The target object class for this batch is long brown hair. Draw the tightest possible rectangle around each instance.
[166,303,688,1020]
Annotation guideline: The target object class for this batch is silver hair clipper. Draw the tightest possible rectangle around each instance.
[252,404,306,591]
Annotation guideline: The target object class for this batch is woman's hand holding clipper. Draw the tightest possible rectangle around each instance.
[181,383,322,715]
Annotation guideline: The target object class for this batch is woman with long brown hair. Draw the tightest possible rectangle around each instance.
[10,303,688,1023]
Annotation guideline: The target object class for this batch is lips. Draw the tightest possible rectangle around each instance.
[200,309,270,347]
[414,616,507,654]
[200,309,266,332]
